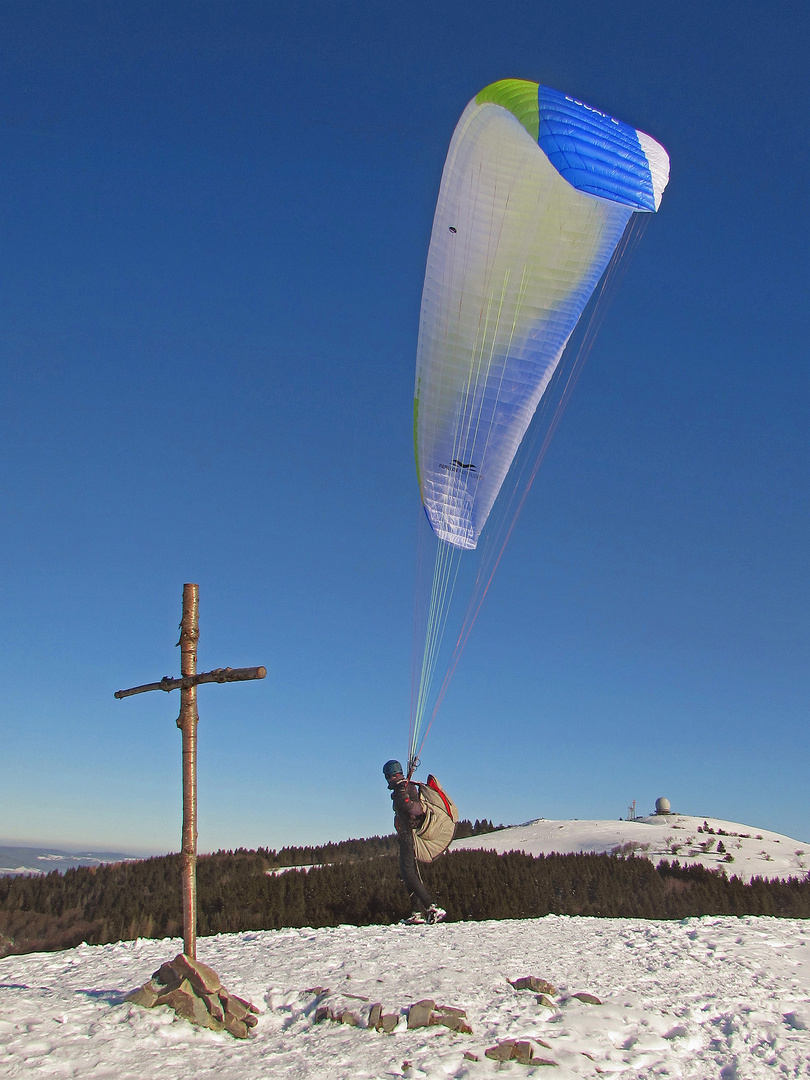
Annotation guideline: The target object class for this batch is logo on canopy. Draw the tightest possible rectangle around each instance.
[439,459,477,473]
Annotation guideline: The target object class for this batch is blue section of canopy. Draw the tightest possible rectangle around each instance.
[536,85,656,211]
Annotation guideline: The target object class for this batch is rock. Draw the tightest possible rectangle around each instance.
[125,980,160,1008]
[224,1014,249,1039]
[306,986,329,996]
[155,977,195,1008]
[221,990,260,1023]
[407,999,471,1033]
[436,1014,467,1032]
[434,1004,467,1018]
[161,983,221,1030]
[315,1000,376,1030]
[463,1051,479,1061]
[170,953,222,996]
[221,991,253,1020]
[510,976,557,995]
[437,1014,472,1033]
[152,962,182,990]
[536,993,556,1009]
[407,999,435,1029]
[570,992,602,1005]
[202,992,224,1023]
[512,1041,535,1064]
[131,955,258,1039]
[486,1040,517,1062]
[485,1039,555,1066]
[429,1006,472,1033]
[308,990,469,1036]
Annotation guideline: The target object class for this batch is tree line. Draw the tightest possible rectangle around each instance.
[2,836,809,958]
[266,818,500,865]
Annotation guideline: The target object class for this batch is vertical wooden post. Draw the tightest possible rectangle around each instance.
[115,584,265,971]
[177,583,199,960]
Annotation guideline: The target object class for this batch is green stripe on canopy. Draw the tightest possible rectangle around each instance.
[476,78,539,141]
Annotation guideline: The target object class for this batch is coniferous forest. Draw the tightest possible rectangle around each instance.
[2,823,809,958]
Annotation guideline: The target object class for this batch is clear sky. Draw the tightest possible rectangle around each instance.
[1,1,808,854]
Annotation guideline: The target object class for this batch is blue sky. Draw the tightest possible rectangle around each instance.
[1,2,808,854]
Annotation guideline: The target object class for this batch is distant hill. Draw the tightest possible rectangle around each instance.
[0,820,498,879]
[4,813,806,884]
[452,814,810,882]
[0,845,137,877]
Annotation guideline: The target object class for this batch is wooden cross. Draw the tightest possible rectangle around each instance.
[115,583,266,960]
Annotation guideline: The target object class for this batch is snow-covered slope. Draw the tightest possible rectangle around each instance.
[2,918,809,1078]
[452,815,810,882]
[0,845,136,877]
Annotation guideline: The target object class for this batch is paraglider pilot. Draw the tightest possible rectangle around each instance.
[383,759,446,924]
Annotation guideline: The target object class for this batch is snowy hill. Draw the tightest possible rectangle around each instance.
[2,917,809,1078]
[0,844,137,877]
[452,814,810,882]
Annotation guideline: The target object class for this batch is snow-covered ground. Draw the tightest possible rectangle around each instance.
[266,864,322,875]
[3,815,809,1076]
[452,815,810,882]
[2,916,810,1078]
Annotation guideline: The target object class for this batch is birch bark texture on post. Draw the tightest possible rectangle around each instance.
[177,583,199,961]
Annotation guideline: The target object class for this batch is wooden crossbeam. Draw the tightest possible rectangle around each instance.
[115,666,266,699]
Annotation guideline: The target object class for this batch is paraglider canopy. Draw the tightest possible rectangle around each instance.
[413,79,669,551]
[407,79,669,772]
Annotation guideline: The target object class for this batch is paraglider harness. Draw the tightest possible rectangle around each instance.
[408,774,459,864]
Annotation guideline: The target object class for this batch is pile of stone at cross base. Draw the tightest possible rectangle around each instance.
[126,953,259,1038]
